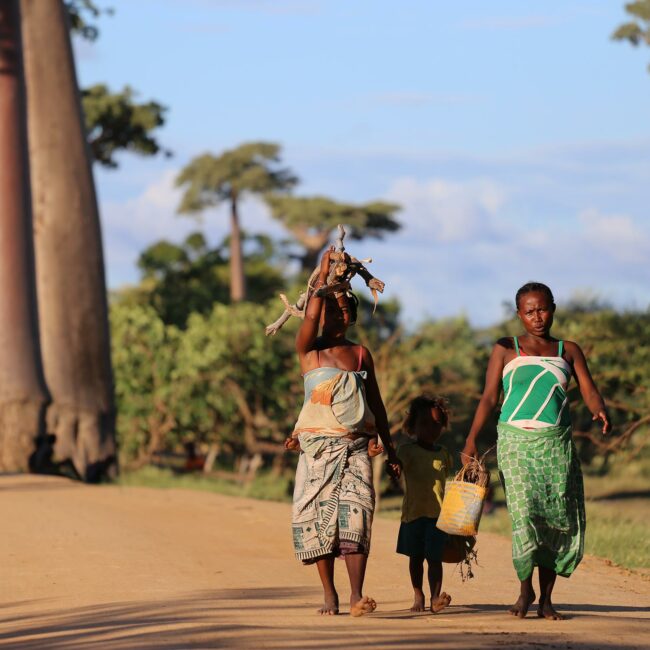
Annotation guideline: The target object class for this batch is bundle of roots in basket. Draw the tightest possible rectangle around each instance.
[444,534,479,581]
[455,452,491,489]
[458,541,479,582]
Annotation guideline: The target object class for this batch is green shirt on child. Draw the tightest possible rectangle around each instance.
[397,441,452,523]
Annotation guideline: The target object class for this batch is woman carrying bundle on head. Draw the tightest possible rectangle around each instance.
[285,247,400,617]
[462,282,610,620]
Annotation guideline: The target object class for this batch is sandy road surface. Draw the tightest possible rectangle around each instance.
[0,475,648,649]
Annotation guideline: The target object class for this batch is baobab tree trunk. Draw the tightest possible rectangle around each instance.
[0,0,48,471]
[20,0,116,481]
[229,194,246,302]
[290,227,330,273]
[299,248,321,274]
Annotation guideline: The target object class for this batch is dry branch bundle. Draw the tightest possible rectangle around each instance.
[265,224,385,336]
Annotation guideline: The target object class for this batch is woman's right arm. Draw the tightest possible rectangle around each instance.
[295,248,332,359]
[461,341,506,461]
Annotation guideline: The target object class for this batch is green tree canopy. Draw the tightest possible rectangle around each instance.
[111,302,181,465]
[64,0,111,41]
[613,1,650,71]
[123,231,286,327]
[64,1,170,166]
[82,84,169,168]
[176,143,297,211]
[265,194,401,271]
[111,301,301,467]
[175,142,297,302]
[111,293,650,473]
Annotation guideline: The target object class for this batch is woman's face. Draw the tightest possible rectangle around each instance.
[517,291,555,336]
[320,297,350,337]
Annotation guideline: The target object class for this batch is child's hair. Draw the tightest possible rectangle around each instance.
[404,394,450,435]
[515,282,555,309]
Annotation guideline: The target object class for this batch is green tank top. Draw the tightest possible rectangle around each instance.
[500,337,571,429]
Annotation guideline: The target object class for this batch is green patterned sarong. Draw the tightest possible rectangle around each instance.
[497,421,585,581]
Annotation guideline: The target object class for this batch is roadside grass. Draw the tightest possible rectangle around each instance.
[117,465,293,503]
[478,501,649,571]
[117,453,649,572]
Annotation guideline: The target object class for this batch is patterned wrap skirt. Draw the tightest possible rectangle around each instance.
[292,435,375,562]
[497,421,585,581]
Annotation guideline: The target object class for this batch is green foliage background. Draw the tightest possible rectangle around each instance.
[111,282,650,472]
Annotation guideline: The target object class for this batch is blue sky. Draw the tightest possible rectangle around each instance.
[76,0,650,326]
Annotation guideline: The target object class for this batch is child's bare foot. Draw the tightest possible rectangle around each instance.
[508,589,536,619]
[538,597,565,620]
[430,592,452,613]
[350,595,377,617]
[318,592,339,615]
[410,589,426,612]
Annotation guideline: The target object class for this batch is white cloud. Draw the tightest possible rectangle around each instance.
[71,36,99,62]
[180,0,321,15]
[579,209,650,265]
[459,5,604,32]
[367,92,482,108]
[460,14,560,31]
[342,177,650,325]
[97,155,650,326]
[100,168,286,288]
[386,177,508,243]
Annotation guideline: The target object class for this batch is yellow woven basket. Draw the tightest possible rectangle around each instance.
[437,480,487,537]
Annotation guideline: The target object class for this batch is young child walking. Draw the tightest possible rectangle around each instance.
[396,395,453,613]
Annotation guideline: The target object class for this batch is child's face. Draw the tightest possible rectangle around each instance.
[415,406,445,440]
[429,407,445,430]
[431,406,445,436]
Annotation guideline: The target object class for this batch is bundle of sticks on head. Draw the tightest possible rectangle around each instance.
[265,224,386,336]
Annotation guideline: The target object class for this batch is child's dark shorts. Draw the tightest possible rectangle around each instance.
[396,517,447,561]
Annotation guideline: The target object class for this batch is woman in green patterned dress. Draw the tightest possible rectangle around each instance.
[461,282,610,620]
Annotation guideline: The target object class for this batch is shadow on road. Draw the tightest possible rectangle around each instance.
[0,588,647,649]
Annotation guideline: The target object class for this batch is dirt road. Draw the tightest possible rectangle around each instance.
[0,475,647,649]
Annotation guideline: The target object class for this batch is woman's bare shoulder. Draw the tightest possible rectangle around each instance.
[562,340,584,361]
[495,336,514,350]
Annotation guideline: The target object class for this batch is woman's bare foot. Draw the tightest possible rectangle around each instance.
[508,589,536,619]
[318,592,339,615]
[350,595,377,617]
[410,589,426,612]
[430,592,452,613]
[538,597,565,620]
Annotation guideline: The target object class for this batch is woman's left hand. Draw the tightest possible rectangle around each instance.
[368,438,384,457]
[593,410,611,435]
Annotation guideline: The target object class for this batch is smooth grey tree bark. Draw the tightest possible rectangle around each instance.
[21,0,116,480]
[0,0,48,471]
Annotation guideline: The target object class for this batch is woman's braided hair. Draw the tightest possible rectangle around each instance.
[515,282,555,309]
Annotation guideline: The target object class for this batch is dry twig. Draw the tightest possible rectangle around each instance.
[265,224,385,336]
